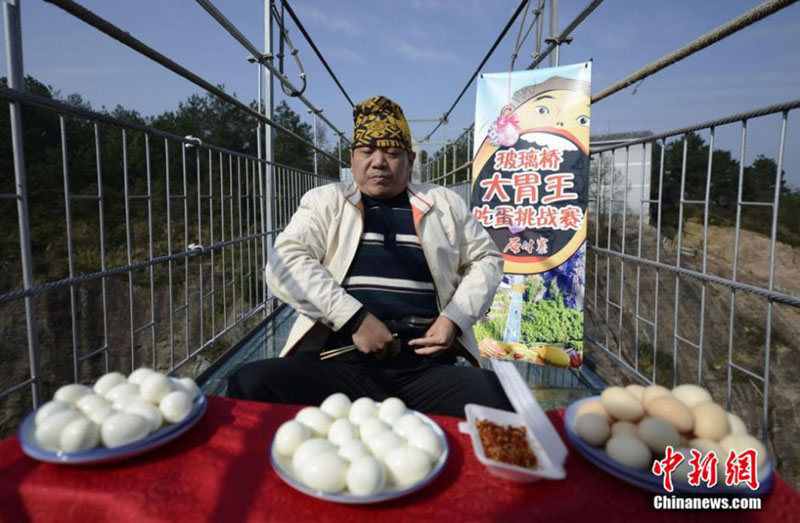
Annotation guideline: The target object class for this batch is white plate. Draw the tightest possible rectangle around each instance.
[270,408,448,504]
[18,390,206,465]
[564,396,773,496]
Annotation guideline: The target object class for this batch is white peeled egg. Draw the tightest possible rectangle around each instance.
[349,397,378,426]
[320,392,351,419]
[34,400,73,426]
[105,382,140,403]
[128,367,156,386]
[347,456,386,495]
[338,440,370,462]
[384,446,431,486]
[159,390,193,423]
[126,399,164,432]
[35,409,83,450]
[378,397,406,426]
[175,377,201,401]
[112,393,141,412]
[299,451,347,493]
[292,438,336,473]
[54,384,92,406]
[275,420,310,456]
[93,372,128,397]
[76,394,111,418]
[101,412,150,448]
[366,430,405,461]
[327,418,358,446]
[295,407,334,438]
[140,373,174,404]
[407,424,443,461]
[86,406,115,425]
[59,417,100,452]
[393,413,424,439]
[359,417,390,442]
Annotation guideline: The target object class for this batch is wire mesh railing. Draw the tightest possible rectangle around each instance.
[0,0,339,435]
[586,100,799,448]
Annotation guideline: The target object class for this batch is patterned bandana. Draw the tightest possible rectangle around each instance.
[351,96,412,152]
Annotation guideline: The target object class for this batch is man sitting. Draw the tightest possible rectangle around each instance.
[227,96,511,416]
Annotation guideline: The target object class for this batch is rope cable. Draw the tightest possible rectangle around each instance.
[280,0,355,108]
[592,0,797,103]
[420,0,529,144]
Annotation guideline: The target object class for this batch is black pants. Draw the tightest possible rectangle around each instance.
[226,351,513,417]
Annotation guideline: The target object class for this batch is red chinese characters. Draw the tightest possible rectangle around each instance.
[652,446,685,492]
[541,173,578,204]
[651,447,761,492]
[724,449,760,491]
[492,147,565,172]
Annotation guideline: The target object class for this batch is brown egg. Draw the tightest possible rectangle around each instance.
[625,384,645,402]
[727,412,747,435]
[637,417,681,456]
[692,402,730,442]
[642,385,670,406]
[577,399,612,422]
[611,420,638,437]
[605,435,652,470]
[575,413,611,446]
[601,387,645,422]
[719,434,768,469]
[672,384,713,409]
[645,395,694,433]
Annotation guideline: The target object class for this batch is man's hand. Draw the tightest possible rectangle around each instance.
[408,315,460,356]
[352,312,398,359]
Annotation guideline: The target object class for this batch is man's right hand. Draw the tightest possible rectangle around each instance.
[352,313,397,359]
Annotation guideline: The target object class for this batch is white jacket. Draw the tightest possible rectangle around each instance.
[264,181,503,366]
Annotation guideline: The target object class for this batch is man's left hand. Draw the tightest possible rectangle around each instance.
[408,315,460,356]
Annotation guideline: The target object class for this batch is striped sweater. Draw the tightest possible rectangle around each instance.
[327,191,438,348]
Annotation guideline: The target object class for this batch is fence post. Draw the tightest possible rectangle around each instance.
[4,0,42,405]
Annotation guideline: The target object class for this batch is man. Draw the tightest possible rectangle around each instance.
[227,96,512,416]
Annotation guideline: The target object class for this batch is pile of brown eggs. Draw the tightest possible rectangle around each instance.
[574,384,767,481]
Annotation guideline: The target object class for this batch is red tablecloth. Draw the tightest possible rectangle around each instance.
[1,396,798,522]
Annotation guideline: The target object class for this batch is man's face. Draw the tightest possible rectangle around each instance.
[350,147,415,199]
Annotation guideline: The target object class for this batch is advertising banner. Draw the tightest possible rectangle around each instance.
[471,62,591,369]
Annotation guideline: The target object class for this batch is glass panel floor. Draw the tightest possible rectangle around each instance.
[200,306,605,412]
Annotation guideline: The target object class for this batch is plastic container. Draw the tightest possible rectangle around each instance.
[459,403,566,482]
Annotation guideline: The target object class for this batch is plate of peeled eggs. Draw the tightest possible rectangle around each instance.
[564,384,773,496]
[270,393,448,504]
[18,368,206,465]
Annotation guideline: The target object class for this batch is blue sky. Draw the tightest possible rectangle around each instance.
[4,0,800,185]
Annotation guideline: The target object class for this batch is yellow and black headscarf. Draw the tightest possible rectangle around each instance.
[351,96,412,152]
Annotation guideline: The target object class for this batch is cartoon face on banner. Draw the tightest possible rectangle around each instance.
[471,75,591,275]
